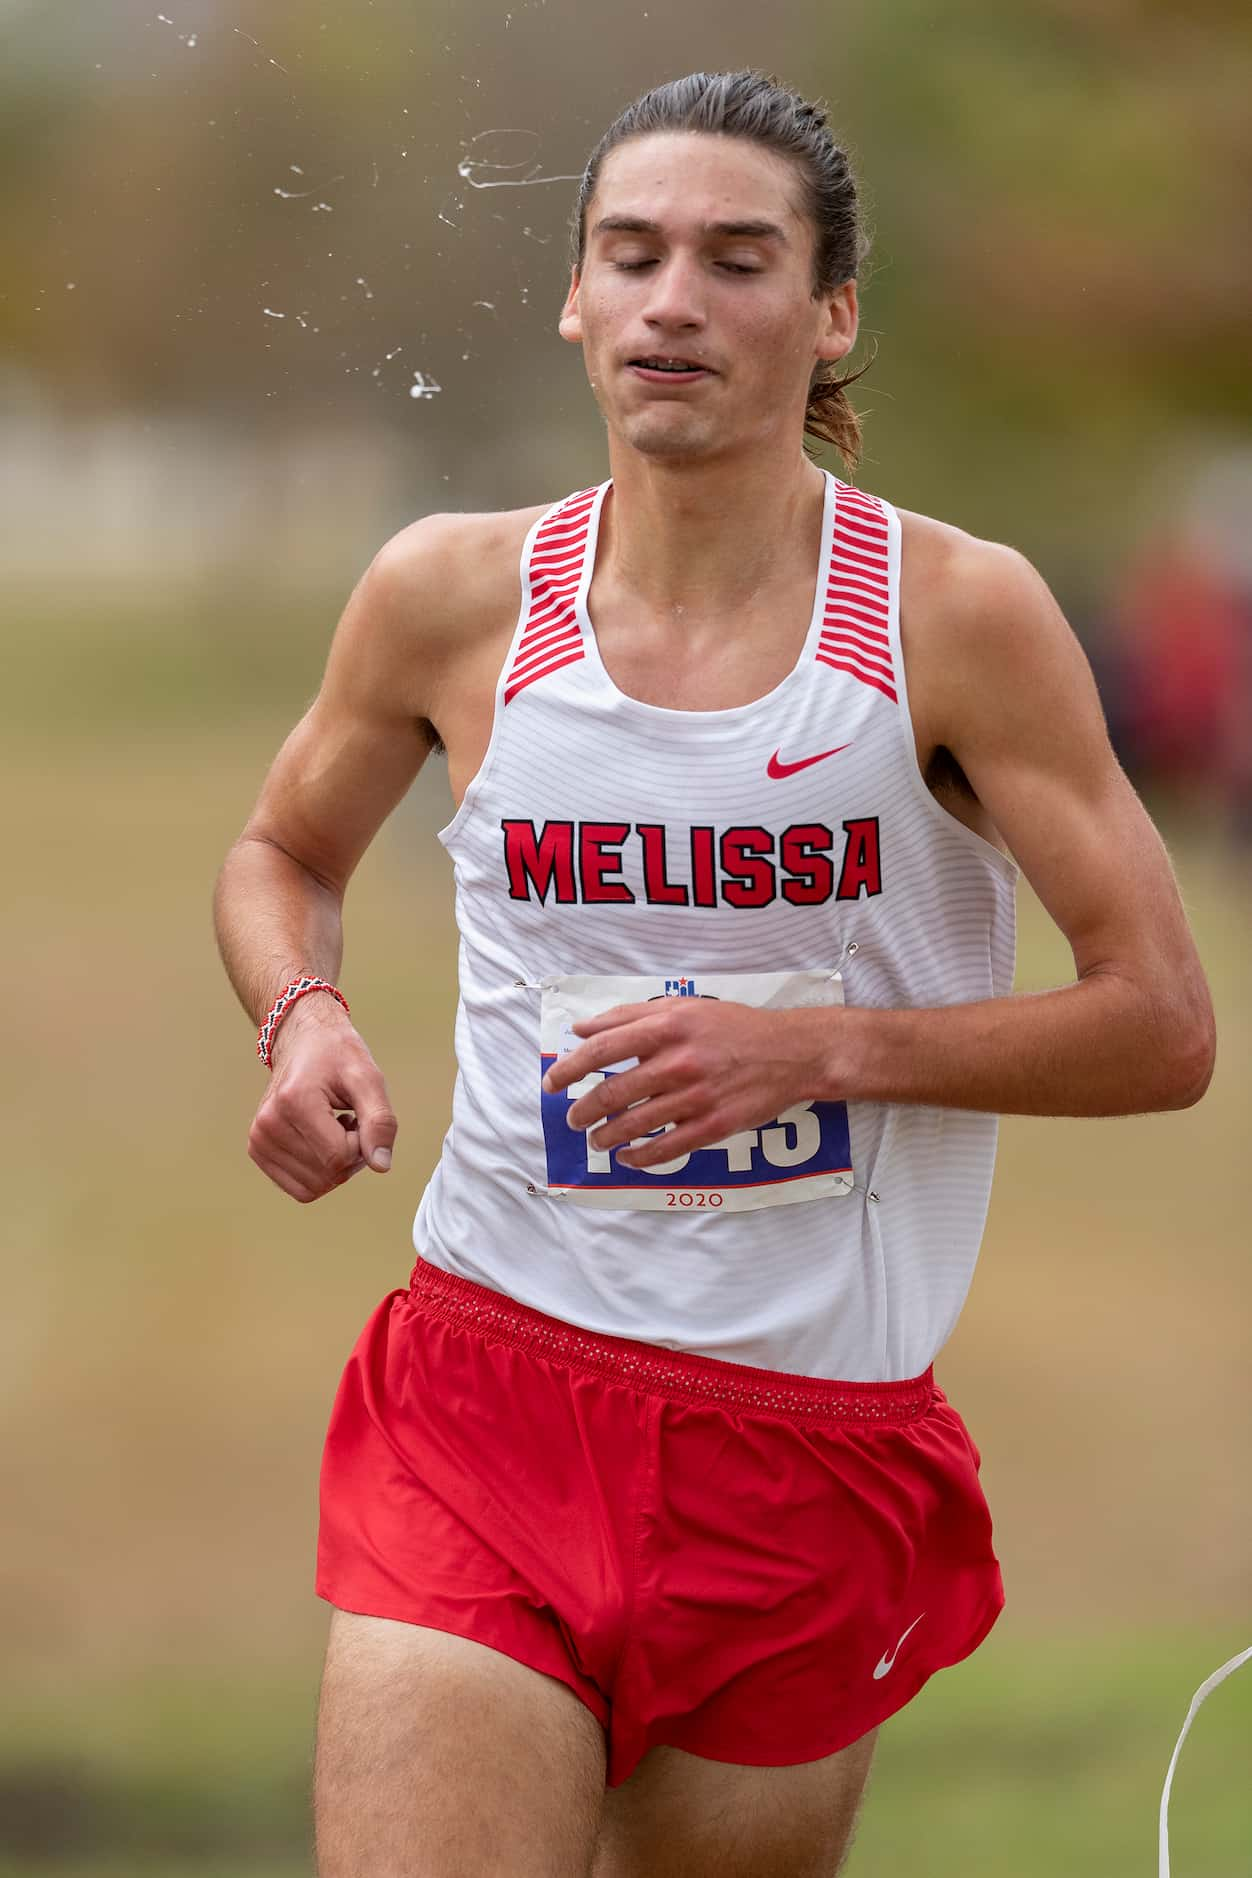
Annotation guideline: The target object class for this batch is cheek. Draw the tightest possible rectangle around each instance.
[756,315,822,377]
[729,322,800,383]
[718,285,813,362]
[584,280,632,329]
[573,288,614,353]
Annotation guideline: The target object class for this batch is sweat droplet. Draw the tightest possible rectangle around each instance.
[456,127,581,191]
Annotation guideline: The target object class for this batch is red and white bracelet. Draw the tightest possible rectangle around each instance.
[257,973,350,1068]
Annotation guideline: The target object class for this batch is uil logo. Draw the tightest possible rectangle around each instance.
[654,978,719,1001]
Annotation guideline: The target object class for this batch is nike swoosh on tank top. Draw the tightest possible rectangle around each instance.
[413,471,1017,1382]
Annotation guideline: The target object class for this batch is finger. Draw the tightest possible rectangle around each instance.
[286,1142,366,1195]
[616,1113,723,1168]
[334,1114,371,1178]
[333,1125,369,1181]
[543,1017,659,1093]
[544,1003,659,1092]
[267,1166,319,1203]
[256,1101,352,1182]
[587,1091,694,1154]
[565,1063,665,1131]
[330,1110,369,1159]
[277,1095,364,1176]
[252,1124,359,1197]
[248,1138,321,1203]
[569,1001,653,1036]
[332,1068,398,1172]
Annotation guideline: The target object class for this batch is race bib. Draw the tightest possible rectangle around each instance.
[538,969,853,1212]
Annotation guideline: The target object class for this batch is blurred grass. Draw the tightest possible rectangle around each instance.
[0,1868,310,1877]
[0,1631,1248,1872]
[4,585,1250,1872]
[4,582,341,735]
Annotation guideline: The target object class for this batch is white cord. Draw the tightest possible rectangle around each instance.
[1159,1642,1252,1876]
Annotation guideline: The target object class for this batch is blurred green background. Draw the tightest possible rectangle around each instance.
[3,0,1250,1872]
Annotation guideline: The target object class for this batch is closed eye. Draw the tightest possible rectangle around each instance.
[611,260,761,275]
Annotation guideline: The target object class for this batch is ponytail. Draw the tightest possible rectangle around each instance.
[804,347,876,472]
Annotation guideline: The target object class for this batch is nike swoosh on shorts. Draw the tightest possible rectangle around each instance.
[872,1612,926,1679]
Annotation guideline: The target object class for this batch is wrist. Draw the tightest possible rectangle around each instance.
[267,993,354,1071]
[816,1002,880,1103]
[257,973,351,1070]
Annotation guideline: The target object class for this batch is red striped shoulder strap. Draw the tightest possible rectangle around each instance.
[817,481,898,705]
[502,485,598,707]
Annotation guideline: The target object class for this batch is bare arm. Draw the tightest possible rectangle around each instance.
[820,536,1217,1115]
[545,538,1216,1165]
[213,516,457,1201]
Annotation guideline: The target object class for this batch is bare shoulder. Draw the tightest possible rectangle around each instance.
[232,501,556,896]
[371,502,550,616]
[364,502,550,717]
[894,504,1095,752]
[896,504,1044,630]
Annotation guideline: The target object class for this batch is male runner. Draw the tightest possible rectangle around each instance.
[214,70,1215,1878]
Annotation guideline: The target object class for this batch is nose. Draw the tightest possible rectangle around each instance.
[640,252,706,334]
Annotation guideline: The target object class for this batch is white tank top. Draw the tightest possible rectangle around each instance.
[413,472,1018,1382]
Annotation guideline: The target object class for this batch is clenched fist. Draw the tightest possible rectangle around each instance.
[248,995,398,1203]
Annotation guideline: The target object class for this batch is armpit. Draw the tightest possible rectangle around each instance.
[924,743,1011,855]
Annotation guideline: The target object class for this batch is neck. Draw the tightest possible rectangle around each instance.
[599,443,828,618]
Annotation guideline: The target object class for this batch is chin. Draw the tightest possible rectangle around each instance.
[617,411,721,462]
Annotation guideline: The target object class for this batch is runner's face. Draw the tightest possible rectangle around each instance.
[560,132,856,462]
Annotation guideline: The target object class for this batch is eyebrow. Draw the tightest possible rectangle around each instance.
[591,215,788,243]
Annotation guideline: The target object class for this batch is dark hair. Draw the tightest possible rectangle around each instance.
[570,70,874,472]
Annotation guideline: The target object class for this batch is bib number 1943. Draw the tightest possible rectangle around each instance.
[537,968,853,1213]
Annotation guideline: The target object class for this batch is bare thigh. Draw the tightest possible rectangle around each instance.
[314,1608,607,1878]
[592,1726,880,1878]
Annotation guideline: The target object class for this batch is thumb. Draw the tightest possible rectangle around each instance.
[365,1112,398,1172]
[346,1075,398,1172]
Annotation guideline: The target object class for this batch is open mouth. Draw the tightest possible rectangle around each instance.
[627,357,714,383]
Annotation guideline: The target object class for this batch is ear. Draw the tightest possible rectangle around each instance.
[814,278,858,366]
[558,265,582,345]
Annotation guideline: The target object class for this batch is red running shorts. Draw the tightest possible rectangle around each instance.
[316,1255,1005,1788]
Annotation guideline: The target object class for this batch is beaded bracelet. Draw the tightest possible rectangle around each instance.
[257,973,350,1068]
